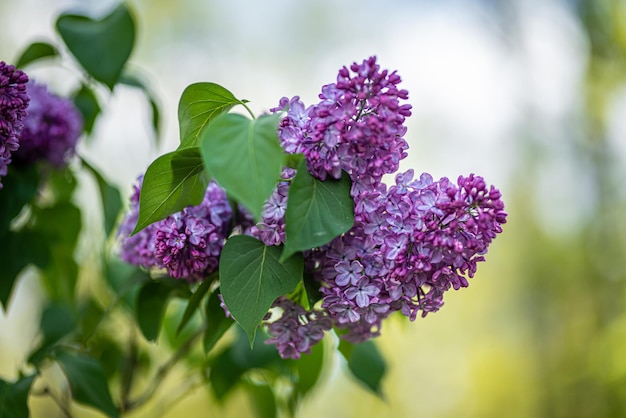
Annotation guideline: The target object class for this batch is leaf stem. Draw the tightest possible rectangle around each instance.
[241,101,256,119]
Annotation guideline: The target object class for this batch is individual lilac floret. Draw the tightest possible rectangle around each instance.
[118,178,233,282]
[0,61,29,187]
[264,297,332,359]
[14,82,82,167]
[250,167,295,246]
[274,56,411,186]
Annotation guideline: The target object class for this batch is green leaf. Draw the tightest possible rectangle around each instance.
[282,162,354,261]
[303,272,323,307]
[31,202,81,248]
[201,113,284,220]
[177,276,214,335]
[209,346,245,401]
[28,303,76,365]
[45,168,77,203]
[132,147,209,234]
[120,73,161,142]
[104,257,150,311]
[0,165,39,233]
[0,374,37,418]
[178,82,246,149]
[0,230,49,310]
[30,202,82,304]
[56,3,135,89]
[219,235,303,345]
[244,382,277,418]
[339,340,386,397]
[209,329,279,401]
[55,350,119,418]
[289,339,324,399]
[203,289,234,354]
[283,153,304,169]
[135,278,189,342]
[136,280,172,342]
[72,84,101,135]
[81,159,123,236]
[15,41,59,68]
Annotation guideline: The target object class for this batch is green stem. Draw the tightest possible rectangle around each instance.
[32,386,74,418]
[241,101,256,119]
[122,325,206,412]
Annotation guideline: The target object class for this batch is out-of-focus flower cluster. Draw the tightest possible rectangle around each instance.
[0,61,29,187]
[117,56,506,360]
[14,82,82,168]
[1,61,84,188]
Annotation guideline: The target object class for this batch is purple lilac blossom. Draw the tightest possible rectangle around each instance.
[307,171,507,343]
[273,56,411,186]
[118,177,233,282]
[264,297,332,359]
[260,57,507,358]
[14,82,82,167]
[0,61,29,187]
[250,167,295,246]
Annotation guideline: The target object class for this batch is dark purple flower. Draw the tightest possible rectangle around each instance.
[0,61,29,187]
[14,82,82,167]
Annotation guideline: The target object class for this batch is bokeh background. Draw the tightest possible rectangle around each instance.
[2,0,626,416]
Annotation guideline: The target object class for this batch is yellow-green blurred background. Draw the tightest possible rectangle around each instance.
[2,0,626,417]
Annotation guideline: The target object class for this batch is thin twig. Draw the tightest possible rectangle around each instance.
[123,325,206,412]
[32,386,74,418]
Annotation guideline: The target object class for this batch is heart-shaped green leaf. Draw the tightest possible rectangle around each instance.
[201,113,284,220]
[133,147,209,234]
[282,161,354,261]
[56,4,135,89]
[219,235,303,345]
[178,82,246,149]
[15,41,59,68]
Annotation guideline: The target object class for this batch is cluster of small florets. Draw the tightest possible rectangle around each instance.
[274,55,411,184]
[306,170,507,343]
[250,167,294,246]
[264,297,332,359]
[117,56,507,360]
[14,82,83,167]
[259,56,507,358]
[118,178,233,282]
[0,61,29,187]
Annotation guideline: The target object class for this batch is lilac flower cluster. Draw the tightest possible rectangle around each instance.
[118,177,233,282]
[259,56,507,358]
[14,82,82,168]
[265,297,332,359]
[310,170,507,343]
[250,167,294,246]
[0,61,29,187]
[274,55,411,184]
